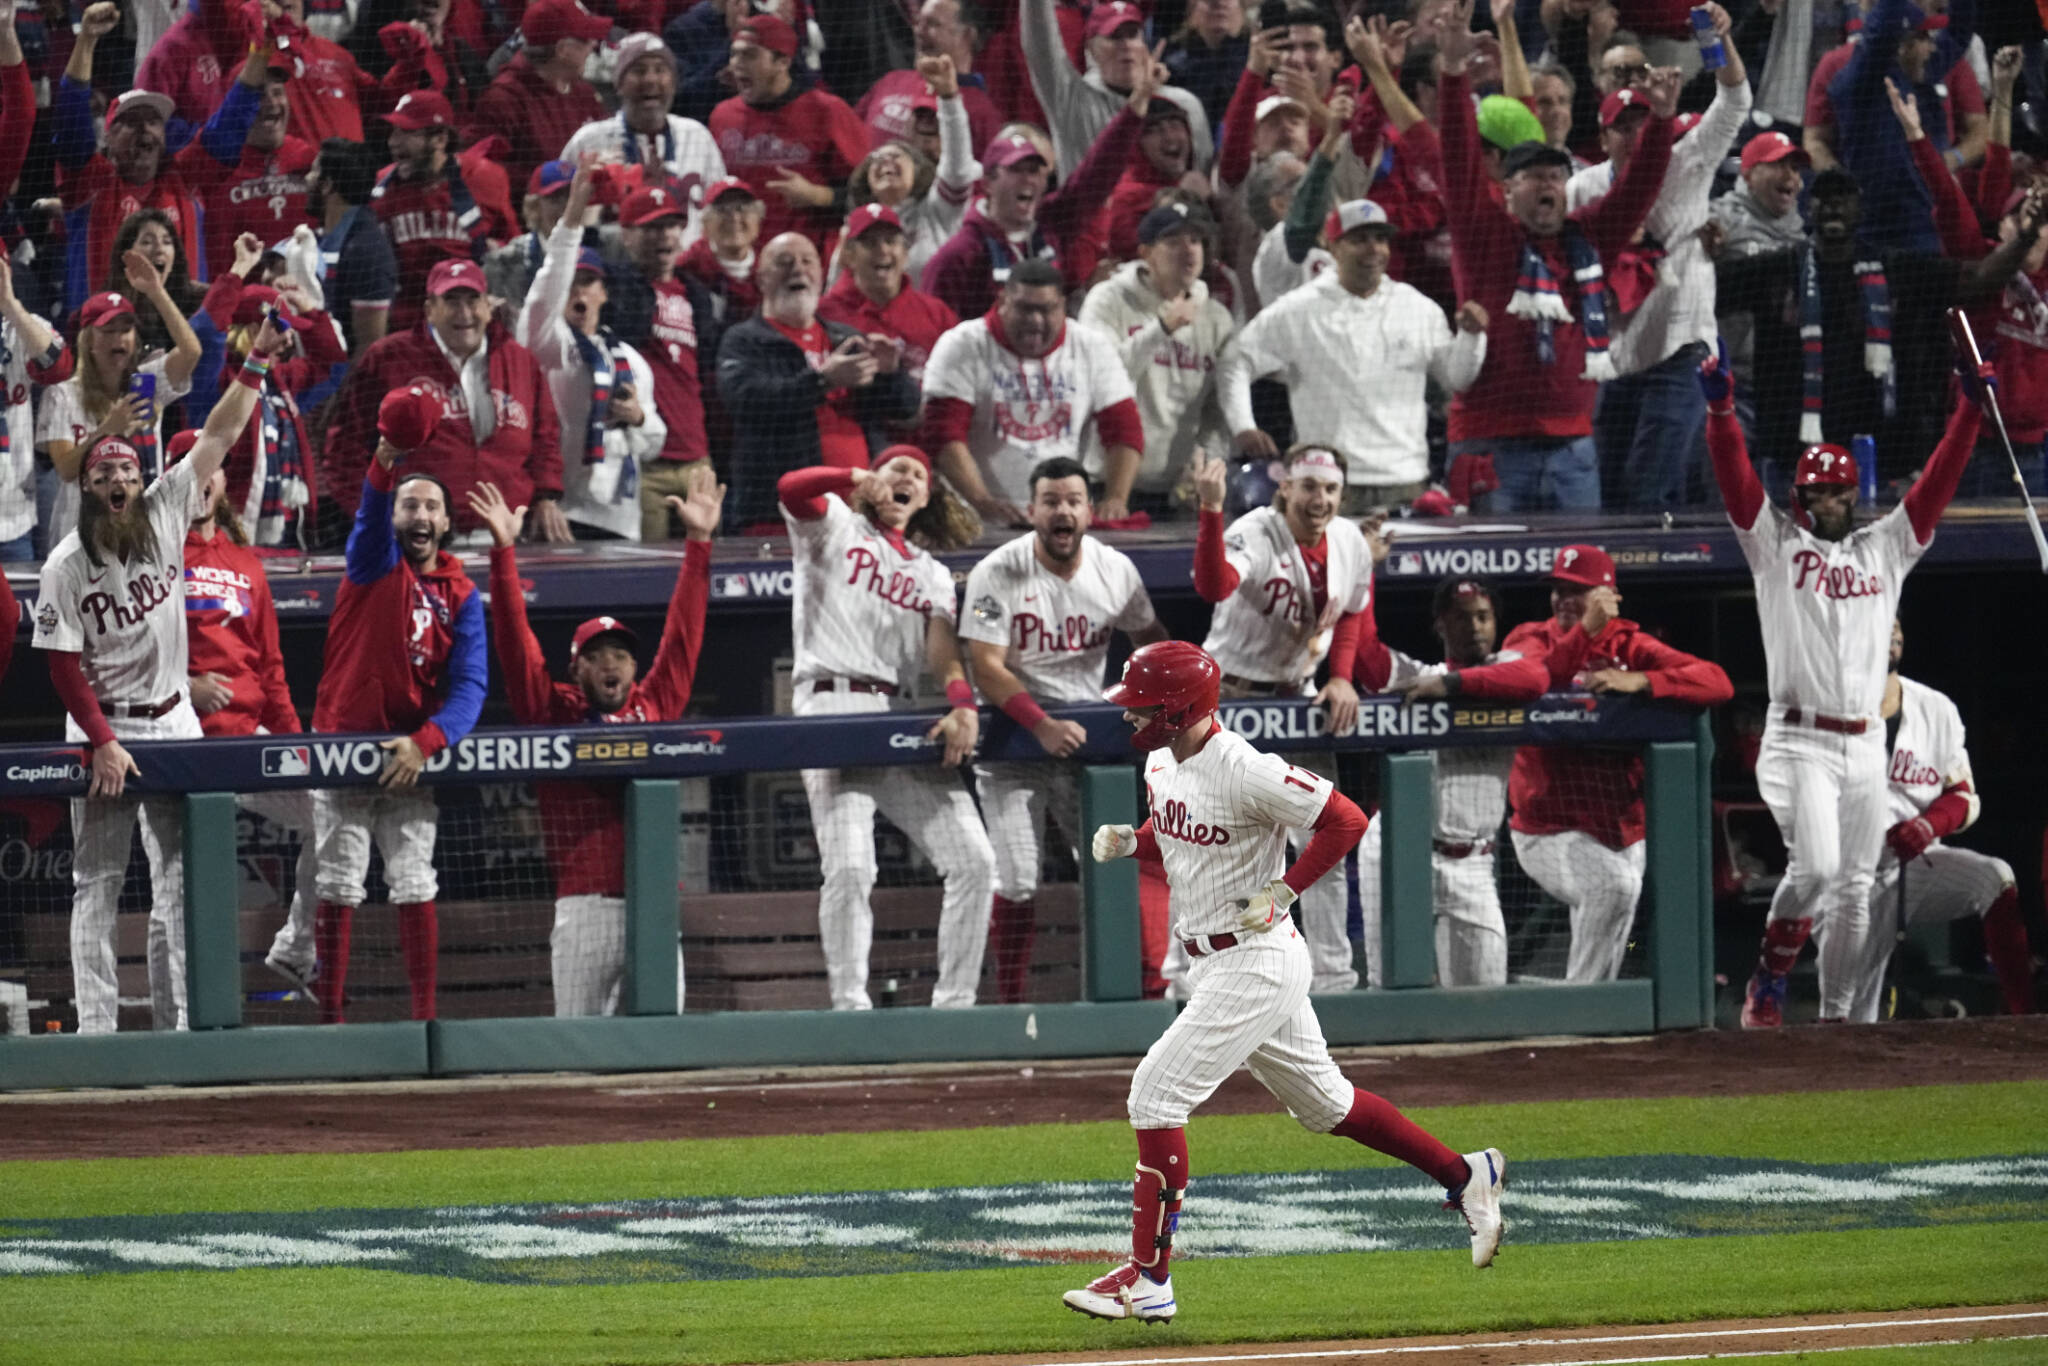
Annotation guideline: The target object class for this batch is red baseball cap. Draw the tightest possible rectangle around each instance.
[570,614,639,663]
[166,429,201,465]
[230,284,315,330]
[843,201,904,239]
[1598,87,1649,128]
[426,259,487,296]
[1672,111,1702,137]
[378,383,443,450]
[77,292,138,331]
[381,90,455,130]
[1739,130,1810,176]
[522,0,612,47]
[1085,1,1144,40]
[106,89,174,130]
[703,176,758,205]
[983,133,1047,171]
[1550,543,1616,588]
[733,14,799,59]
[619,182,690,227]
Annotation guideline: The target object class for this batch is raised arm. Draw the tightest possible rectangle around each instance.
[183,314,286,495]
[470,481,561,724]
[419,589,488,756]
[1901,390,1985,545]
[1698,342,1767,530]
[1282,91,1352,264]
[638,471,724,716]
[1019,0,1081,129]
[1190,458,1242,603]
[920,56,982,206]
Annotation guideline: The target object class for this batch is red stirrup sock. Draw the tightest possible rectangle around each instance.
[314,902,353,1024]
[988,895,1037,1004]
[1331,1088,1469,1190]
[1981,888,2037,1015]
[1132,1127,1188,1281]
[397,901,439,1020]
[1756,916,1813,979]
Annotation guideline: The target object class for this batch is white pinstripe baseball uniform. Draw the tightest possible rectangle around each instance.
[962,531,1157,901]
[1200,506,1373,993]
[31,459,203,1035]
[1823,676,2014,1023]
[787,491,996,1010]
[1128,728,1359,1133]
[1737,498,1926,1019]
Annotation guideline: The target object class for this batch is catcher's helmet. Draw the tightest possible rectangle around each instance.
[1793,443,1857,489]
[1103,641,1222,752]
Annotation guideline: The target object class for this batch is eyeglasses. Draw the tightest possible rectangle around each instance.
[1603,62,1650,86]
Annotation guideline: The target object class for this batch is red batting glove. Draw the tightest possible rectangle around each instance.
[1886,816,1936,864]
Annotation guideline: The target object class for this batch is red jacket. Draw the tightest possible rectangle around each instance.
[465,55,611,198]
[1503,615,1732,848]
[489,539,709,898]
[326,319,563,532]
[188,136,319,294]
[817,272,959,388]
[708,83,869,255]
[182,528,299,737]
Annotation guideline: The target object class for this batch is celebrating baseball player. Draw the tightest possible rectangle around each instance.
[1822,618,2037,1021]
[1189,445,1379,994]
[960,456,1166,1003]
[1069,640,1505,1324]
[1700,342,1982,1026]
[779,447,997,1011]
[1356,577,1548,988]
[1501,545,1732,981]
[471,471,725,1015]
[31,315,285,1034]
[307,384,488,1025]
[171,427,322,999]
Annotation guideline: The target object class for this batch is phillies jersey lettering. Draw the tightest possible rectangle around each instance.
[1124,324,1214,374]
[81,566,179,634]
[1153,797,1231,846]
[1882,675,1978,832]
[1791,551,1884,599]
[1014,611,1110,654]
[787,492,958,689]
[652,292,700,362]
[385,208,465,248]
[843,542,936,617]
[959,533,1157,703]
[1203,507,1373,686]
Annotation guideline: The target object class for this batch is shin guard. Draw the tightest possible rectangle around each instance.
[1131,1127,1188,1278]
[1756,916,1813,978]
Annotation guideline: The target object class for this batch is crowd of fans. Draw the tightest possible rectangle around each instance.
[0,0,2044,561]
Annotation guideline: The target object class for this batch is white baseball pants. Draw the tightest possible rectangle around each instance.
[796,686,997,1010]
[1358,818,1509,988]
[1127,921,1354,1131]
[64,701,202,1035]
[550,892,687,1016]
[311,785,440,907]
[975,758,1080,901]
[1511,829,1647,982]
[1754,712,1888,1019]
[1821,845,2017,1024]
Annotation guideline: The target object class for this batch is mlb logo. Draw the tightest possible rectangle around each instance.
[1393,551,1424,575]
[262,746,311,777]
[714,573,750,599]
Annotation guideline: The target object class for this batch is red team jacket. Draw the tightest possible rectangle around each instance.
[1502,616,1734,848]
[326,319,564,530]
[708,83,870,253]
[489,539,710,898]
[371,158,515,333]
[182,528,300,737]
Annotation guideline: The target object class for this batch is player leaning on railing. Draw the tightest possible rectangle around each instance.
[469,469,726,1017]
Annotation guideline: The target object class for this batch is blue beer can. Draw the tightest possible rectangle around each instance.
[1851,433,1877,506]
[1690,6,1727,71]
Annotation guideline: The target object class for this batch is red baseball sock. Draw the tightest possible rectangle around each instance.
[1331,1089,1468,1189]
[1132,1127,1188,1282]
[397,901,438,1021]
[314,901,353,1025]
[1981,888,2036,1015]
[1756,916,1813,979]
[988,896,1036,1004]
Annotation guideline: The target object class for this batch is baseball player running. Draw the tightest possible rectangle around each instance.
[1824,617,2037,1021]
[31,317,285,1034]
[1355,577,1547,988]
[1701,344,1982,1026]
[780,447,997,1010]
[470,472,725,1015]
[1190,445,1378,994]
[1068,640,1505,1324]
[1502,545,1732,981]
[172,428,322,998]
[961,456,1166,1003]
[308,386,489,1024]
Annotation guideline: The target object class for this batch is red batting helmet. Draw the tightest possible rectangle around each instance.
[1103,641,1221,752]
[1793,443,1858,489]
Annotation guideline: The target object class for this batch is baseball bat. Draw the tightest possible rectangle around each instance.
[1948,308,2048,574]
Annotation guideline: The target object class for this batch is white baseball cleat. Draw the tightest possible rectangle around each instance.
[263,952,319,998]
[1062,1262,1177,1322]
[1449,1147,1506,1267]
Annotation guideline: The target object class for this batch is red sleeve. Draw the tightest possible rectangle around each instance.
[0,61,33,220]
[1192,507,1240,603]
[1903,396,1984,543]
[1948,59,1986,118]
[1622,631,1735,707]
[48,649,116,749]
[1707,407,1766,530]
[249,572,300,733]
[639,538,711,718]
[1093,396,1143,453]
[487,544,566,724]
[529,362,563,493]
[1803,53,1835,129]
[1348,82,1389,160]
[1326,610,1363,680]
[1281,789,1368,896]
[778,465,857,520]
[1975,144,2013,230]
[1909,135,1990,259]
[1214,67,1265,188]
[1504,619,1575,690]
[24,338,73,386]
[1437,73,1517,303]
[922,395,973,447]
[1043,108,1143,244]
[1456,651,1549,700]
[324,348,385,505]
[0,573,16,684]
[1131,819,1161,863]
[1350,596,1393,692]
[1580,114,1674,258]
[1921,786,1973,839]
[201,271,246,332]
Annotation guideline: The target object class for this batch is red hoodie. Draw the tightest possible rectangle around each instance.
[817,271,960,388]
[182,527,299,738]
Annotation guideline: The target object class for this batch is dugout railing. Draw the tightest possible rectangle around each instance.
[0,695,1712,1091]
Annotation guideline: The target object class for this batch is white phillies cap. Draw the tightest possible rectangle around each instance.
[1322,197,1391,243]
[1256,93,1307,123]
[1288,447,1346,483]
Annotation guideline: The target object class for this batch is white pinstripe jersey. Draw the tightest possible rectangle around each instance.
[1382,643,1524,842]
[959,532,1158,703]
[1883,675,1979,835]
[31,460,198,708]
[1201,506,1374,686]
[1143,727,1334,938]
[1734,498,1925,721]
[786,493,958,689]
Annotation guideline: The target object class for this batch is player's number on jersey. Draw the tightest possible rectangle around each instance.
[1283,767,1317,793]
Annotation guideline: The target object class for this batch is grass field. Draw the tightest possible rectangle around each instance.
[2,1081,2043,1366]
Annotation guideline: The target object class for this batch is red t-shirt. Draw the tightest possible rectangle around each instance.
[186,137,318,286]
[769,317,868,466]
[708,86,869,254]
